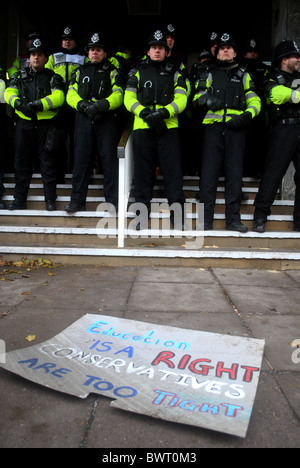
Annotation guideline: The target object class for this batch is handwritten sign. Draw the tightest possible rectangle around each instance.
[0,315,264,437]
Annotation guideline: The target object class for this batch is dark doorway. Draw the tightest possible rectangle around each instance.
[12,0,273,66]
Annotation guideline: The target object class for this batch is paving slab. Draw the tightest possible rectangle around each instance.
[241,315,300,371]
[213,268,298,288]
[124,311,251,339]
[135,267,216,284]
[127,282,233,314]
[0,367,94,448]
[222,284,300,315]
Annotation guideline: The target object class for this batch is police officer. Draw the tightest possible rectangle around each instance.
[65,33,123,213]
[7,30,41,79]
[193,33,261,232]
[46,27,88,179]
[0,65,6,209]
[253,40,300,233]
[242,39,270,177]
[5,38,65,211]
[46,27,86,83]
[124,29,187,227]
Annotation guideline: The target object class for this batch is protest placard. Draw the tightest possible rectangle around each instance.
[0,314,265,437]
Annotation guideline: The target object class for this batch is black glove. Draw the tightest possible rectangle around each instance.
[85,99,109,120]
[14,100,35,118]
[77,100,92,113]
[227,111,252,129]
[27,100,43,113]
[193,95,208,109]
[206,95,223,112]
[139,107,152,121]
[144,108,170,129]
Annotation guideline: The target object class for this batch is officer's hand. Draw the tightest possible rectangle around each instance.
[14,100,23,111]
[84,100,109,120]
[85,103,100,120]
[206,95,223,112]
[28,100,43,113]
[192,95,208,109]
[77,100,92,113]
[139,107,152,121]
[14,100,35,118]
[144,108,170,128]
[227,111,252,129]
[94,99,109,113]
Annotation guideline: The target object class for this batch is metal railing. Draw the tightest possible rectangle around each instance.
[117,123,134,248]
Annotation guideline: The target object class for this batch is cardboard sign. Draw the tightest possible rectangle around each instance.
[0,315,265,437]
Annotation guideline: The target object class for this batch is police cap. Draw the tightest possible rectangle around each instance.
[62,27,76,39]
[148,29,168,49]
[164,24,176,38]
[245,38,259,53]
[28,38,48,57]
[274,40,300,64]
[87,32,107,51]
[209,31,219,46]
[24,30,40,42]
[215,33,236,54]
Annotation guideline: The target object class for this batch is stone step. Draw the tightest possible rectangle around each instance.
[1,174,298,270]
[1,225,299,249]
[0,208,295,230]
[0,243,299,270]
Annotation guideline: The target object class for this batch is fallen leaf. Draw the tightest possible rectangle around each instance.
[25,334,36,342]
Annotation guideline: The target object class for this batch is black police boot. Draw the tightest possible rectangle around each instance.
[0,198,7,209]
[204,222,213,231]
[64,202,86,213]
[253,218,266,234]
[226,220,248,233]
[46,200,57,212]
[8,199,27,210]
[170,211,187,231]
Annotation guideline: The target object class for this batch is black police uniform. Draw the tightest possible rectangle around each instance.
[65,33,124,212]
[0,66,6,209]
[193,34,261,232]
[5,40,65,210]
[124,30,188,225]
[253,40,300,232]
[242,40,271,176]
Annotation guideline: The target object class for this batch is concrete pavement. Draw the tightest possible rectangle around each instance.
[0,261,300,448]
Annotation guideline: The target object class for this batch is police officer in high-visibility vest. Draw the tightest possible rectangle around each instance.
[193,33,261,232]
[0,65,6,210]
[124,29,187,228]
[5,38,65,211]
[46,27,88,178]
[65,33,123,213]
[46,27,87,83]
[253,40,300,233]
[7,30,41,79]
[242,39,271,177]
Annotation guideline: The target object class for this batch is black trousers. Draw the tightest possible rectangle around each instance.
[0,167,4,198]
[71,112,119,206]
[200,123,246,225]
[133,128,185,210]
[14,119,57,202]
[254,123,300,223]
[0,110,5,198]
